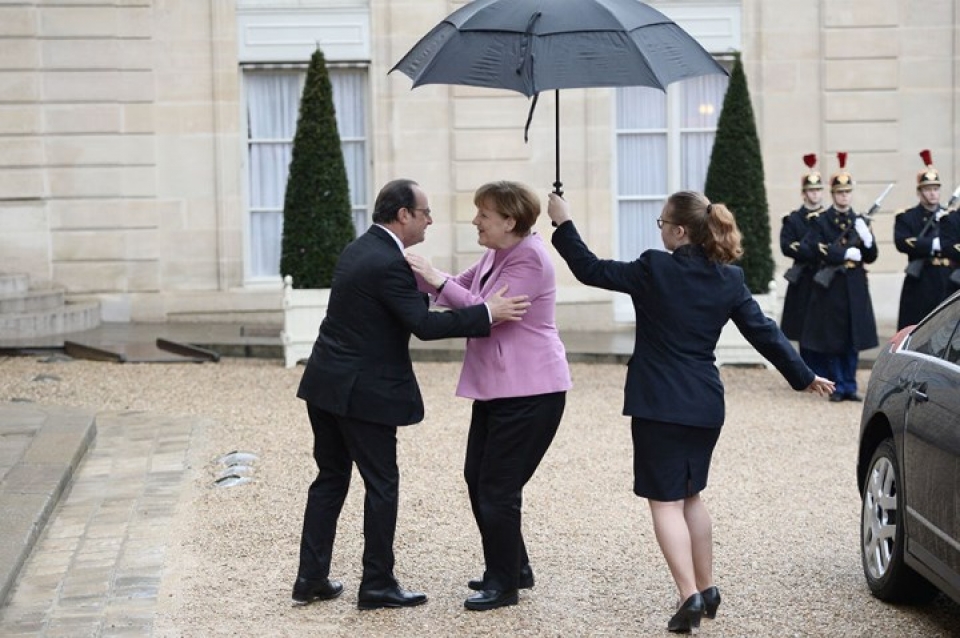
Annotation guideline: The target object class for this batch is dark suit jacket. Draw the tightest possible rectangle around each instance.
[297,225,491,426]
[552,221,813,429]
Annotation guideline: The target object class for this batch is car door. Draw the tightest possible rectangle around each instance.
[901,297,960,580]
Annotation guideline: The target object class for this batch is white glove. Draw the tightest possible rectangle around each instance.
[844,247,863,262]
[854,218,873,248]
[936,209,949,221]
[932,237,941,253]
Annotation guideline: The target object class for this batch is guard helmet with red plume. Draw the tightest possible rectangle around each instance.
[917,149,941,188]
[801,153,823,190]
[830,152,853,192]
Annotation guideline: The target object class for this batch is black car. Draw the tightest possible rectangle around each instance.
[857,290,960,605]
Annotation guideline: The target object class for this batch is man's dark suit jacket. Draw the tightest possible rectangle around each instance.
[297,225,491,426]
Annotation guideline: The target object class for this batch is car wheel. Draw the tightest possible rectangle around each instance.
[860,438,938,603]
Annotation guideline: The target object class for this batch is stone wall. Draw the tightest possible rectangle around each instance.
[1,0,956,330]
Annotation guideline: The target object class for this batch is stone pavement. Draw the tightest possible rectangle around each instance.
[0,321,895,635]
[0,405,96,608]
[0,403,201,637]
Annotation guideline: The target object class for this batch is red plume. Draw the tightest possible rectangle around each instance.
[920,149,933,167]
[837,152,847,169]
[803,154,817,169]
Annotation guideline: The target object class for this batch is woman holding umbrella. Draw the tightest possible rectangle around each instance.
[546,190,834,633]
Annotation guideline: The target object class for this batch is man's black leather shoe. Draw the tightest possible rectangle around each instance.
[468,565,534,591]
[464,589,519,611]
[829,393,845,403]
[291,577,343,606]
[357,585,427,610]
[845,393,863,402]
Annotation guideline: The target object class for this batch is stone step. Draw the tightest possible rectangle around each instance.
[0,273,29,295]
[0,285,65,315]
[0,302,101,339]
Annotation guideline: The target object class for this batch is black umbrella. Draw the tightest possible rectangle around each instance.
[391,0,728,194]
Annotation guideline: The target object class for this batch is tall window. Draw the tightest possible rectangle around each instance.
[244,66,368,281]
[613,71,729,320]
[615,72,729,259]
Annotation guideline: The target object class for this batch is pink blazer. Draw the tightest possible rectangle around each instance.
[417,233,572,401]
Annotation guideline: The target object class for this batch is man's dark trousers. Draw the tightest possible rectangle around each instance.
[297,402,400,590]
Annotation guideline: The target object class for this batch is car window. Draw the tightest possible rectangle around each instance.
[908,297,960,359]
[947,317,960,364]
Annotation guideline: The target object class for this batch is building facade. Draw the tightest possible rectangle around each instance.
[1,0,957,330]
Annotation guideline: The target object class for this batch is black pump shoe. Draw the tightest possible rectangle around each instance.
[701,586,721,619]
[667,593,704,634]
[468,565,534,592]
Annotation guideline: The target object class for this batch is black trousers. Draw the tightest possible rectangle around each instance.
[465,392,566,591]
[297,403,399,590]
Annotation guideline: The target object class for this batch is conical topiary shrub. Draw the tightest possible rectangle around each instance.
[280,47,356,289]
[703,54,774,294]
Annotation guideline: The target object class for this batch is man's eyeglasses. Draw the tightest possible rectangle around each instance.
[656,217,678,229]
[410,207,432,218]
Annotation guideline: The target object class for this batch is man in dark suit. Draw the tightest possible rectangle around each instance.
[291,178,530,610]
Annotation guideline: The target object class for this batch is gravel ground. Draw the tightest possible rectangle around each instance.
[2,356,959,637]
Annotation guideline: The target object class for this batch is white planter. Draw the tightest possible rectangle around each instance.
[714,280,781,369]
[280,275,330,368]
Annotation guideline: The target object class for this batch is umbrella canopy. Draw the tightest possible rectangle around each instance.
[391,0,728,193]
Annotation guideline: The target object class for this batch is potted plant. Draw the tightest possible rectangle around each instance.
[280,47,356,367]
[704,54,778,366]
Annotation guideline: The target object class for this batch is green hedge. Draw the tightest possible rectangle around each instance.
[280,47,356,289]
[704,54,774,294]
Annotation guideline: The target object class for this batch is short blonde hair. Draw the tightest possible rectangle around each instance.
[473,181,540,236]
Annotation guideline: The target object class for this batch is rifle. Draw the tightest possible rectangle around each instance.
[783,263,804,284]
[904,184,960,278]
[814,183,893,288]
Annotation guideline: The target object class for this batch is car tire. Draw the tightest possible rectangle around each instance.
[860,438,938,603]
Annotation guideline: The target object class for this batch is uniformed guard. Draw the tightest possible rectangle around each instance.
[779,153,827,376]
[894,150,954,328]
[800,152,879,402]
[941,207,960,292]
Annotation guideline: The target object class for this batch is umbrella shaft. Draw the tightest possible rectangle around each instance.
[554,89,562,196]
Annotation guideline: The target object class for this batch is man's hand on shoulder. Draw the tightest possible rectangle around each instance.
[487,284,530,323]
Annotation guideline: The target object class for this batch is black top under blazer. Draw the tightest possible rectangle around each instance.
[552,221,814,429]
[297,225,491,427]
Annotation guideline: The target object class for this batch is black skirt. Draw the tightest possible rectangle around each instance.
[631,418,721,501]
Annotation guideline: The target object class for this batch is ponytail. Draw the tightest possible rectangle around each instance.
[665,191,743,264]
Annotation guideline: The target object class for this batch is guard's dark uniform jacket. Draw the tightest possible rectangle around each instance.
[894,203,954,328]
[779,205,822,340]
[800,206,879,353]
[940,209,960,294]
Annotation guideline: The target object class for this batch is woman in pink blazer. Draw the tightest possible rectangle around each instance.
[407,181,571,611]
